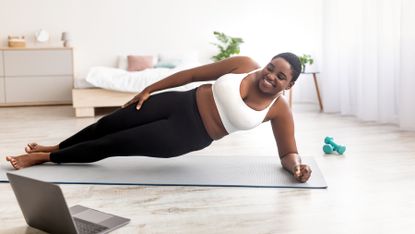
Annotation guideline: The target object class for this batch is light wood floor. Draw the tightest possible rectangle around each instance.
[1,103,414,234]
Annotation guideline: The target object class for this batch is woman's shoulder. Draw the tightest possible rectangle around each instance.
[226,56,261,73]
[267,95,292,122]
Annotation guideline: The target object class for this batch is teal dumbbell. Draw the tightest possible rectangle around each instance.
[323,136,346,155]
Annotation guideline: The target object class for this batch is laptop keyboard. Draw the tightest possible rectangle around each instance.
[74,218,109,234]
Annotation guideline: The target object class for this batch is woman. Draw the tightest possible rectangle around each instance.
[6,52,312,182]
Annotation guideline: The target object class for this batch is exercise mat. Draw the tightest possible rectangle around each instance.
[0,156,327,189]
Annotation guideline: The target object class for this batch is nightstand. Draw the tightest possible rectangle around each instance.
[289,72,323,111]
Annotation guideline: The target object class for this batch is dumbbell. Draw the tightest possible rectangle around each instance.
[323,136,346,155]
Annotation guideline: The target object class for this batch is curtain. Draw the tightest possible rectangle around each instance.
[321,0,415,130]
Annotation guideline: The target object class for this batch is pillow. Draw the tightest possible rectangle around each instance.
[158,51,200,68]
[127,55,154,72]
[118,55,158,70]
[154,60,180,69]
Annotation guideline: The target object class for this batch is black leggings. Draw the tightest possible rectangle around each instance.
[49,88,213,163]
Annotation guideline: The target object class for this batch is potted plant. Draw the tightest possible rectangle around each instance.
[211,31,244,62]
[298,54,314,73]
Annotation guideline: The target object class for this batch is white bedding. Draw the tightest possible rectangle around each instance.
[74,77,96,89]
[84,66,209,93]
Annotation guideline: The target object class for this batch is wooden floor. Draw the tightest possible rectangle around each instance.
[1,103,414,234]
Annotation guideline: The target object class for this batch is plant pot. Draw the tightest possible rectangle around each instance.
[301,64,306,73]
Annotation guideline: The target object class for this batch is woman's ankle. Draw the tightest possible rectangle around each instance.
[38,152,51,162]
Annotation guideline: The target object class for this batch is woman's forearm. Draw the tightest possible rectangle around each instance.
[145,70,193,94]
[280,153,302,174]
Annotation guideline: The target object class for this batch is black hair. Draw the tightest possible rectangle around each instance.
[272,52,301,83]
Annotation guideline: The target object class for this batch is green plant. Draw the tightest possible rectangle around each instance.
[299,54,314,72]
[211,31,244,62]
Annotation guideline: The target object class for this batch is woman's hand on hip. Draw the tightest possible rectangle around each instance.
[293,164,312,183]
[122,89,151,110]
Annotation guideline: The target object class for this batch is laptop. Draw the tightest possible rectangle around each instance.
[7,173,130,234]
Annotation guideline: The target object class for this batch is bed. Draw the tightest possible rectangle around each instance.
[72,64,205,117]
[72,88,136,117]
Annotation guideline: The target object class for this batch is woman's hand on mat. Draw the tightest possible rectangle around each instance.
[122,90,151,110]
[293,164,312,183]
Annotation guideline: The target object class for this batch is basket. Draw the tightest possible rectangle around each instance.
[8,36,26,48]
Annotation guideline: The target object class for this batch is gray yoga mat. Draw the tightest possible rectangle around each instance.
[0,156,327,189]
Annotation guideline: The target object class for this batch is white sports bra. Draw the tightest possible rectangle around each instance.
[212,72,280,133]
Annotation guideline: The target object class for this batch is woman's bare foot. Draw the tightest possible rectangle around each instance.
[6,153,51,170]
[25,143,58,154]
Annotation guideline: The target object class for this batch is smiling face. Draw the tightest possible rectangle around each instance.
[258,57,295,95]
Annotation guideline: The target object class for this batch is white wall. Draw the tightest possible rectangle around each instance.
[0,0,322,102]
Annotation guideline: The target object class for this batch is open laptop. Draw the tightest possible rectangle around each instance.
[7,173,130,234]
